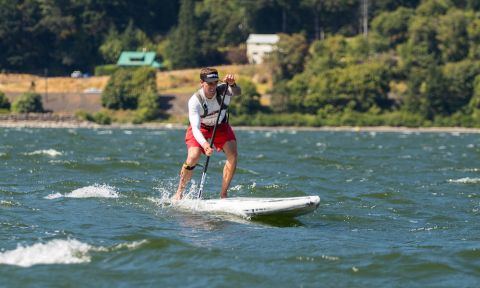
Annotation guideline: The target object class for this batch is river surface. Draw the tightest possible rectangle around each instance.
[0,127,479,287]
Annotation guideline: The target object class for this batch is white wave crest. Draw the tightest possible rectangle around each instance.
[229,184,243,191]
[0,239,148,267]
[0,239,92,267]
[44,193,63,199]
[448,177,480,184]
[25,149,62,157]
[45,184,119,199]
[112,240,148,250]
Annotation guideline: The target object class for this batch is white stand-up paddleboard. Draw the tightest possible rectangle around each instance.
[173,196,320,219]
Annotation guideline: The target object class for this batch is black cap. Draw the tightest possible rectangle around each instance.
[201,72,219,83]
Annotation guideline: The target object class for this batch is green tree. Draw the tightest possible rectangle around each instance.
[467,16,480,59]
[303,61,392,113]
[12,92,44,113]
[229,79,262,115]
[267,33,308,112]
[0,0,178,74]
[443,60,480,113]
[98,26,123,64]
[166,0,201,68]
[0,91,11,109]
[403,65,447,119]
[416,0,453,16]
[345,35,371,63]
[370,7,415,50]
[194,0,251,65]
[134,67,160,121]
[465,0,480,10]
[420,66,449,118]
[371,0,420,12]
[300,0,357,40]
[102,69,137,109]
[101,67,160,120]
[270,80,290,113]
[398,14,440,77]
[469,75,480,109]
[196,0,248,47]
[267,33,308,82]
[99,22,155,64]
[0,0,50,73]
[284,74,310,112]
[436,9,469,62]
[36,0,109,73]
[303,35,349,75]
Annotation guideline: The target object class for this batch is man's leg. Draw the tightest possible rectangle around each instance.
[220,140,237,198]
[174,147,202,200]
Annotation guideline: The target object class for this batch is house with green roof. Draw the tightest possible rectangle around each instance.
[116,51,163,69]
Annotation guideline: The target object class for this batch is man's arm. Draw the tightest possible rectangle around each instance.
[223,74,241,96]
[229,84,241,96]
[188,96,207,146]
[217,83,241,97]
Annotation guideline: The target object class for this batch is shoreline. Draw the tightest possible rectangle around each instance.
[1,120,480,133]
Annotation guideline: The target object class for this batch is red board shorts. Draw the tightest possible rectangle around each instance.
[185,123,236,153]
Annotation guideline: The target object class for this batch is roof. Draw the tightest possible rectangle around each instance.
[246,34,279,44]
[117,51,163,68]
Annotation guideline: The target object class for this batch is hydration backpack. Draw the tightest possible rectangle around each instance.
[195,84,229,118]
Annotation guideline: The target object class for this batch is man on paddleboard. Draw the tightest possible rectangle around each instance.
[174,67,241,200]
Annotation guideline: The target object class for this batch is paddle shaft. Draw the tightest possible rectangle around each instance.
[197,83,229,198]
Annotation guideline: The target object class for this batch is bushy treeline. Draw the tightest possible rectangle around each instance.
[1,0,480,126]
[0,92,10,111]
[0,0,179,75]
[1,0,429,74]
[100,66,163,123]
[265,0,480,127]
[0,91,44,113]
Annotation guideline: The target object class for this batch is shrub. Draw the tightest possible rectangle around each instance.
[12,92,44,113]
[230,113,318,127]
[229,79,262,115]
[102,68,137,109]
[371,8,415,50]
[94,64,120,76]
[0,91,11,110]
[443,60,480,113]
[75,111,111,125]
[75,111,96,122]
[101,67,159,116]
[93,111,112,125]
[301,61,393,113]
[134,67,160,121]
[468,75,480,109]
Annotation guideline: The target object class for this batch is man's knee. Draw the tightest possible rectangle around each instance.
[223,141,237,157]
[182,163,196,170]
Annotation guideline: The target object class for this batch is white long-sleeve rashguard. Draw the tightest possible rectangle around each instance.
[188,84,241,146]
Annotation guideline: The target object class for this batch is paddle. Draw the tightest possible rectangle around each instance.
[197,83,229,199]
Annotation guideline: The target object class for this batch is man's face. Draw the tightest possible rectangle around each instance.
[202,80,218,98]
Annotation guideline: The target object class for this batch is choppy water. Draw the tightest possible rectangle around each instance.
[1,127,479,287]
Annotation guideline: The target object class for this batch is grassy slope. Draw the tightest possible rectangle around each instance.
[0,64,272,119]
[0,64,272,95]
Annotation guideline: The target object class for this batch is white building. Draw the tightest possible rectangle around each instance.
[246,34,280,64]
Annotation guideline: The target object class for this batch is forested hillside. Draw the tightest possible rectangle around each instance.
[1,0,425,74]
[262,1,480,127]
[1,0,480,126]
